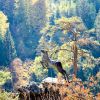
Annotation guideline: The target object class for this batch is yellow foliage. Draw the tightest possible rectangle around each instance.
[0,91,18,100]
[55,16,85,33]
[31,0,38,5]
[30,56,48,80]
[55,16,81,25]
[0,11,9,38]
[0,70,11,85]
[56,76,96,100]
[58,43,72,68]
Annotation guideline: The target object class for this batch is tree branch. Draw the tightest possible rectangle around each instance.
[50,49,72,58]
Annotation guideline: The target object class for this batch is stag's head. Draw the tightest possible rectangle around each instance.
[41,50,48,54]
[41,50,49,59]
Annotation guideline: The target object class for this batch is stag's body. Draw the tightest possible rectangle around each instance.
[41,50,69,82]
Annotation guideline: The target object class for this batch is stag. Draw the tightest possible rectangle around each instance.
[40,50,69,82]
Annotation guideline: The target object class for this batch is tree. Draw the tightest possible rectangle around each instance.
[0,11,9,39]
[55,17,86,75]
[0,0,14,22]
[10,0,47,59]
[0,70,11,86]
[0,0,47,60]
[46,0,77,20]
[11,58,30,89]
[4,30,17,64]
[76,0,96,29]
[40,16,97,76]
[0,11,16,66]
[29,56,48,82]
[95,10,100,41]
[92,0,100,13]
[0,11,9,65]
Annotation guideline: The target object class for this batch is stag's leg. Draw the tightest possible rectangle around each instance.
[62,70,69,82]
[40,61,46,68]
[56,62,69,82]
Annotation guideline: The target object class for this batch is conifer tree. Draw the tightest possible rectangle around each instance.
[4,29,17,65]
[0,11,16,65]
[95,10,100,41]
[76,0,96,29]
[40,16,97,76]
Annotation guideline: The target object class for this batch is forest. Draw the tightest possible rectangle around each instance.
[0,0,100,100]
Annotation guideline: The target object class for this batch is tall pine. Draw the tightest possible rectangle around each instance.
[4,29,17,65]
[0,11,16,66]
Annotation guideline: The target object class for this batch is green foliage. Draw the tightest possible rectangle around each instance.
[0,11,17,65]
[95,10,100,41]
[0,91,18,100]
[30,56,48,82]
[46,0,77,18]
[0,11,9,39]
[11,58,30,89]
[55,16,86,33]
[0,0,100,94]
[0,0,99,64]
[40,15,99,77]
[4,30,17,64]
[10,0,47,59]
[0,70,11,86]
[76,0,96,29]
[57,43,72,69]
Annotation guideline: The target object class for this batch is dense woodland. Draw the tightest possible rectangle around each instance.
[0,0,100,100]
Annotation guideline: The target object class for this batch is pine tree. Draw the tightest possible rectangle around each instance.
[4,29,17,65]
[76,0,96,29]
[11,0,47,59]
[92,0,100,13]
[0,35,6,66]
[0,11,17,65]
[95,10,100,41]
[41,16,97,76]
[0,0,14,22]
[0,11,9,65]
[46,0,77,19]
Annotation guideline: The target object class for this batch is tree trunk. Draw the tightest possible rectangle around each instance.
[73,42,78,75]
[72,33,78,76]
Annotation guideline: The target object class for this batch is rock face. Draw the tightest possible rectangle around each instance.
[42,77,66,84]
[18,82,43,100]
[17,77,66,100]
[18,83,61,100]
[27,81,42,93]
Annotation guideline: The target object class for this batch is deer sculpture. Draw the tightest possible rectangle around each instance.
[40,50,69,82]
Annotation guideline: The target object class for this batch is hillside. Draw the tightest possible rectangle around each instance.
[0,0,100,100]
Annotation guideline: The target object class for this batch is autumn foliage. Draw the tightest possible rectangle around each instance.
[47,75,100,100]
